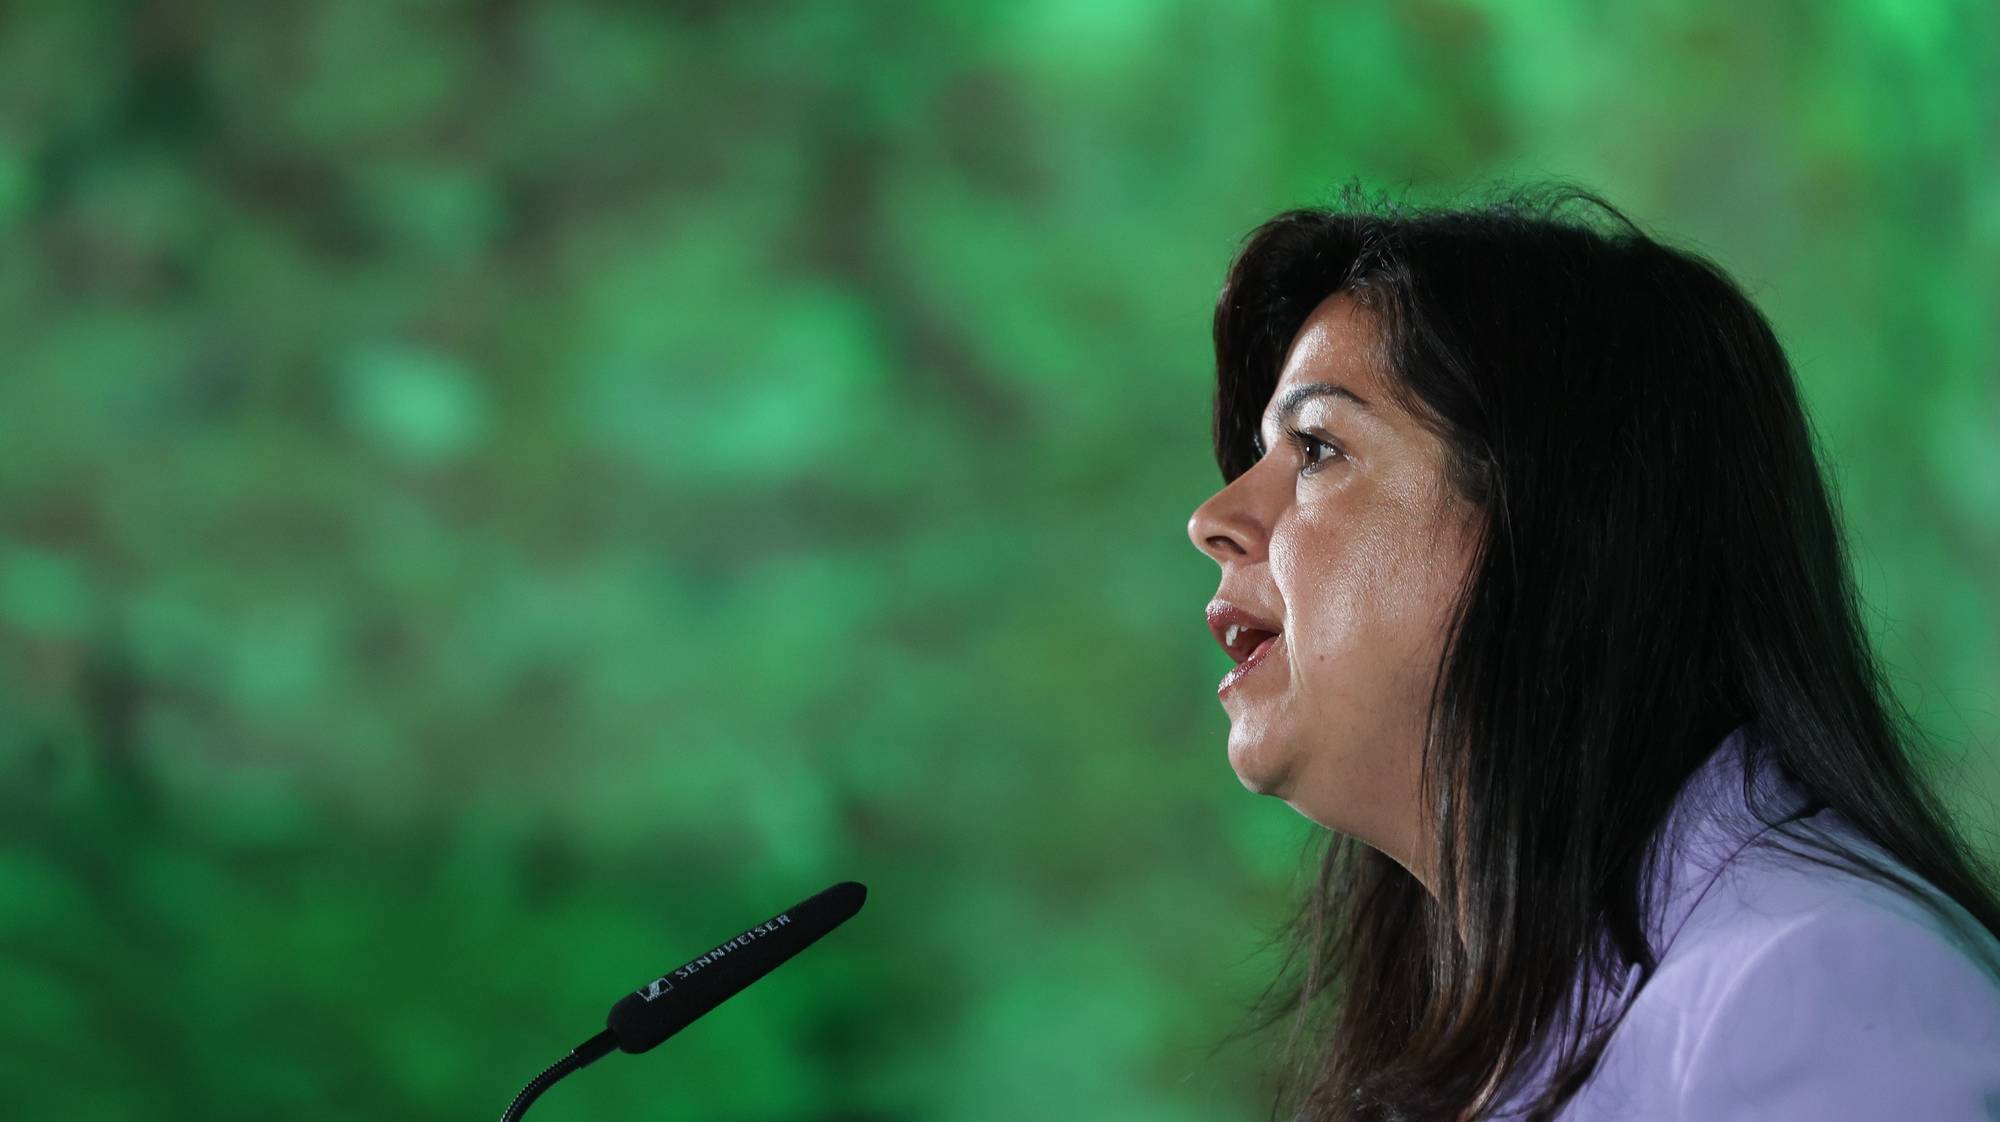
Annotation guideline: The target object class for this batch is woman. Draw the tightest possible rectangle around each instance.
[1185,185,2000,1122]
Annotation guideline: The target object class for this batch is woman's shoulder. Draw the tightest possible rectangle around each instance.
[1655,805,2000,1007]
[1615,808,2000,1119]
[1664,865,2000,1119]
[1544,812,2000,1120]
[1677,805,2000,964]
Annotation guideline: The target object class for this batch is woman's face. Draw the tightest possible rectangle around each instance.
[1187,292,1482,891]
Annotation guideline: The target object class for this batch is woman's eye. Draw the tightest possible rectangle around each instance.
[1285,426,1344,472]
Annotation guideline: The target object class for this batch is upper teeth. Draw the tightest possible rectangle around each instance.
[1227,624,1250,649]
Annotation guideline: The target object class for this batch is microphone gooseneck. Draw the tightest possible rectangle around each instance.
[496,880,868,1121]
[498,1031,615,1122]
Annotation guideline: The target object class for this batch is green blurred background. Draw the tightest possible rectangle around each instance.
[2,1,1997,1118]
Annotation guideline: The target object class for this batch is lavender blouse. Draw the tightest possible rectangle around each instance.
[1478,725,2000,1120]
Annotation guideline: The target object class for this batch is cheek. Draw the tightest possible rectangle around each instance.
[1273,503,1461,667]
[1271,515,1388,654]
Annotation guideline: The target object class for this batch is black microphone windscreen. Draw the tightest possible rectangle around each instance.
[604,880,867,1054]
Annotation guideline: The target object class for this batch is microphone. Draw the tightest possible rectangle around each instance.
[498,880,868,1121]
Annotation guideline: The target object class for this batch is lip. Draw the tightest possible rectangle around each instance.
[1217,632,1281,696]
[1205,600,1284,659]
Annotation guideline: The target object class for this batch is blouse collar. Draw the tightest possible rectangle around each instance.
[1639,723,1821,959]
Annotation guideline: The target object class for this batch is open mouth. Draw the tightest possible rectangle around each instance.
[1223,624,1281,664]
[1218,631,1281,695]
[1206,600,1284,697]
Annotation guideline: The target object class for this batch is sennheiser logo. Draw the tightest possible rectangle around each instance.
[635,911,794,1001]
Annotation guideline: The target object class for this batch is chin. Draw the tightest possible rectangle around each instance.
[1227,733,1291,796]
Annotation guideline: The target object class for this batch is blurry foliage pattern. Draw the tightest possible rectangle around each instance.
[1,1,1997,1119]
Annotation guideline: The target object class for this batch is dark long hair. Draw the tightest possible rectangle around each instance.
[1205,183,2000,1122]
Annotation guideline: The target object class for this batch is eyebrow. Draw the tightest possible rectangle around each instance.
[1258,382,1373,447]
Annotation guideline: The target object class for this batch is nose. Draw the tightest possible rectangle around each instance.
[1187,477,1267,565]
